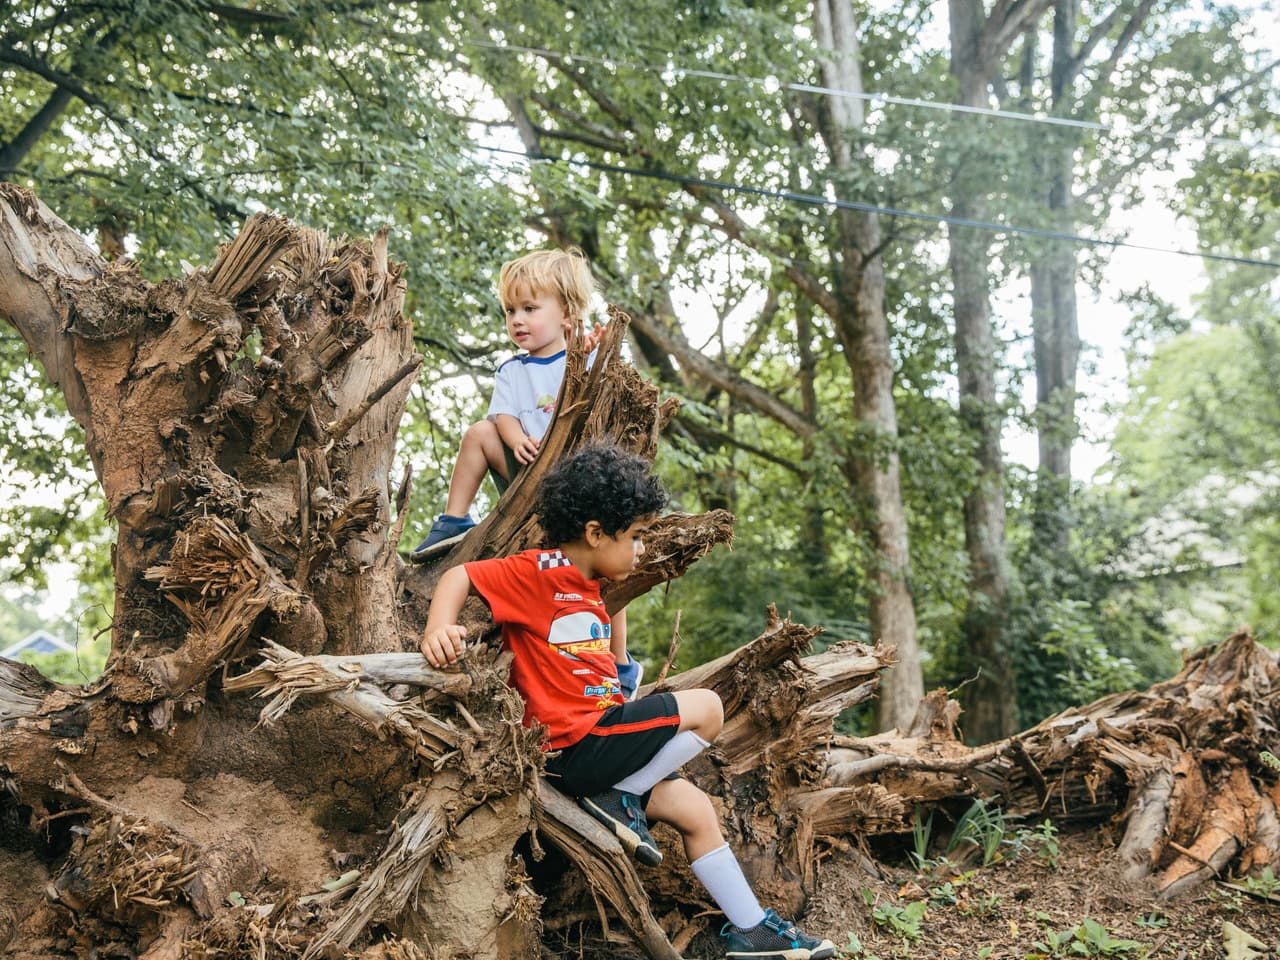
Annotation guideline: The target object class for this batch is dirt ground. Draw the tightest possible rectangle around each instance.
[797,828,1280,960]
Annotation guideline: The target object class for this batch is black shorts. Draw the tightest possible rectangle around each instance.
[544,692,681,798]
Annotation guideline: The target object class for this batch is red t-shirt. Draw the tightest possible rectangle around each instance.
[465,548,624,748]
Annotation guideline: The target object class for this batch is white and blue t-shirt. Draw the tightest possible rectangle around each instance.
[487,350,568,440]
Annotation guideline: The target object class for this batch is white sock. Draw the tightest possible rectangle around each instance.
[690,844,766,929]
[613,731,710,795]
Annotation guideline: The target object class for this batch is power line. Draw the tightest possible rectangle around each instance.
[464,38,1280,155]
[482,145,1280,271]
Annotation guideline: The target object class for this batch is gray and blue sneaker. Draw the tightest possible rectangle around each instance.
[410,513,476,561]
[580,789,662,866]
[721,908,836,960]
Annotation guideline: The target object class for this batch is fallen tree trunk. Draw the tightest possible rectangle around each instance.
[824,629,1280,897]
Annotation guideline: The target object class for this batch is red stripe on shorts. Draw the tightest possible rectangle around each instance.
[592,714,681,737]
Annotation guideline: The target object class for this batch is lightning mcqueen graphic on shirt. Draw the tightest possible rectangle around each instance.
[546,610,611,661]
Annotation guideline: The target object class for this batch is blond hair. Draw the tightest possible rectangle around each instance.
[498,247,598,322]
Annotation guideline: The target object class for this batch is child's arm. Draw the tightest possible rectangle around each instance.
[610,608,629,663]
[611,609,644,700]
[419,565,474,667]
[494,412,540,465]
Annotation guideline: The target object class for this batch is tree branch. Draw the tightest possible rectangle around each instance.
[684,185,840,319]
[1081,54,1280,202]
[0,87,74,174]
[626,308,816,439]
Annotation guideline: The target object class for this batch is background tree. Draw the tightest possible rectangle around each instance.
[944,0,1052,742]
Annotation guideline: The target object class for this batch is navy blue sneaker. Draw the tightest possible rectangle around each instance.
[580,789,662,866]
[410,514,476,561]
[721,909,836,960]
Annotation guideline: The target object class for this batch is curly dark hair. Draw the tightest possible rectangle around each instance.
[536,444,668,545]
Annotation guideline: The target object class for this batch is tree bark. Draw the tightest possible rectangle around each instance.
[946,0,1050,742]
[1027,0,1155,551]
[812,0,924,734]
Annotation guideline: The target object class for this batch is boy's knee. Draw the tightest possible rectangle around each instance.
[652,778,717,827]
[461,419,497,446]
[698,689,724,738]
[677,688,723,740]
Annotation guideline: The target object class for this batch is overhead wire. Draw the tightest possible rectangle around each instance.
[480,145,1280,271]
[463,38,1280,155]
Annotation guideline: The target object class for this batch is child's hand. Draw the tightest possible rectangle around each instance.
[420,624,467,667]
[582,322,606,352]
[513,433,540,465]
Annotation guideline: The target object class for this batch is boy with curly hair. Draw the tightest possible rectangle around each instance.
[412,248,602,558]
[420,444,835,960]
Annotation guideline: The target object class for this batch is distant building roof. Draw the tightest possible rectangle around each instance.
[1,628,75,660]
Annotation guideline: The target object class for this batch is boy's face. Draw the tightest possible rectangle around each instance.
[591,516,654,581]
[503,283,570,358]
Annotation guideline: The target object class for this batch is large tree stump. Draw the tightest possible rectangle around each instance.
[0,187,737,958]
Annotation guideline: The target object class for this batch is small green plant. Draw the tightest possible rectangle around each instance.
[837,931,883,960]
[948,798,1008,866]
[1135,911,1169,929]
[1242,866,1280,897]
[1010,819,1061,870]
[910,805,935,870]
[1071,918,1146,956]
[870,901,927,943]
[978,948,994,960]
[960,892,1003,918]
[1032,926,1076,957]
[928,880,958,906]
[1260,750,1280,771]
[1032,919,1147,957]
[1212,883,1246,913]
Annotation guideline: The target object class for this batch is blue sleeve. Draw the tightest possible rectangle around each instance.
[616,653,643,700]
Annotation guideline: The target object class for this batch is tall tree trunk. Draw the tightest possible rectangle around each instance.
[1030,0,1083,553]
[1029,0,1156,551]
[813,0,923,732]
[946,0,1029,742]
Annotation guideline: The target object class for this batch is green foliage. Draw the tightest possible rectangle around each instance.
[947,799,1008,867]
[991,479,1183,727]
[0,581,111,683]
[866,897,927,943]
[837,931,883,960]
[1,0,1275,727]
[1009,820,1061,871]
[1030,918,1148,958]
[910,806,935,871]
[16,633,110,685]
[1035,599,1143,706]
[1241,866,1280,898]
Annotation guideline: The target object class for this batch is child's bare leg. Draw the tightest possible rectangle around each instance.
[443,419,508,517]
[672,688,723,742]
[610,689,720,798]
[645,777,722,861]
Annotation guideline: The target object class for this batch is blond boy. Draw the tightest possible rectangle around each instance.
[413,248,600,557]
